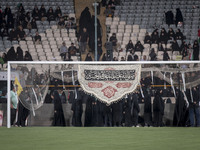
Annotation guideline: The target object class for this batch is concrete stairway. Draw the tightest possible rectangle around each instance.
[74,0,106,61]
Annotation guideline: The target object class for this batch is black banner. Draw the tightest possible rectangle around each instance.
[84,70,136,81]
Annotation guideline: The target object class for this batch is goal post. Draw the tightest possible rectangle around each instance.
[6,60,200,128]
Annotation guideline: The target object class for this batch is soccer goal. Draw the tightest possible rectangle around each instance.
[6,61,200,128]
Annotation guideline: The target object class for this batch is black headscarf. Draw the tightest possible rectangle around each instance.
[16,46,23,61]
[85,53,93,61]
[24,51,33,61]
[7,46,16,61]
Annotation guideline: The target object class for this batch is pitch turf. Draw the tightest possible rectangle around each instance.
[0,127,200,150]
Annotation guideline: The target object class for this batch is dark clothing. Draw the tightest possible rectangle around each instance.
[15,100,29,127]
[193,42,199,60]
[24,52,33,61]
[111,101,122,126]
[52,91,65,126]
[165,11,174,26]
[173,90,187,126]
[153,91,164,127]
[11,108,16,125]
[144,35,151,44]
[126,42,134,52]
[175,8,183,26]
[80,31,89,42]
[109,35,117,46]
[130,93,140,126]
[7,47,16,61]
[16,47,23,61]
[122,98,132,127]
[172,41,181,52]
[135,42,144,52]
[35,35,41,42]
[163,51,170,61]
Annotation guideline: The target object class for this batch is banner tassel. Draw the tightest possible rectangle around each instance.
[170,72,176,98]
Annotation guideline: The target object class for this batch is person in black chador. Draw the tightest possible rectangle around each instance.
[135,41,144,53]
[71,90,83,126]
[175,8,183,27]
[15,88,30,127]
[111,101,122,126]
[24,51,33,61]
[165,11,174,27]
[187,87,200,127]
[173,89,188,127]
[102,103,112,127]
[122,97,132,127]
[91,99,104,126]
[16,47,24,61]
[163,49,170,61]
[172,40,181,53]
[79,7,92,34]
[51,90,65,126]
[126,40,134,52]
[153,89,164,127]
[85,53,93,61]
[151,29,159,44]
[193,40,199,60]
[144,89,153,127]
[7,47,16,61]
[129,93,140,127]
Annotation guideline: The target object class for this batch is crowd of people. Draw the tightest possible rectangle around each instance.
[106,28,199,61]
[0,3,75,39]
[44,75,200,127]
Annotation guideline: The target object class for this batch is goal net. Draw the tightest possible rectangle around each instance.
[6,61,200,128]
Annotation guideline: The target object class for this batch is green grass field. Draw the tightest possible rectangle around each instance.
[0,127,200,150]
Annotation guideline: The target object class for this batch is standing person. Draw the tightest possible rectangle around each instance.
[122,97,132,127]
[102,103,112,127]
[187,87,200,127]
[109,33,118,52]
[153,89,164,127]
[10,84,18,126]
[130,93,140,127]
[16,47,24,61]
[175,8,183,27]
[97,37,103,61]
[16,88,30,127]
[79,28,89,53]
[111,101,122,126]
[144,89,153,127]
[59,42,68,60]
[51,90,65,126]
[193,40,199,60]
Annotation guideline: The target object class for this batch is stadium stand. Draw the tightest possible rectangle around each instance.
[105,0,200,61]
[0,0,80,62]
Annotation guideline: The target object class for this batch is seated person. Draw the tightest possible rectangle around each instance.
[16,26,26,40]
[104,5,114,17]
[60,42,68,60]
[126,40,134,52]
[144,32,151,44]
[9,29,18,41]
[135,41,144,52]
[34,32,41,44]
[47,7,55,22]
[68,43,78,56]
[58,17,65,29]
[149,48,157,61]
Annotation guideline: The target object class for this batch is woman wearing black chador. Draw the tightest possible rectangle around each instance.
[51,91,66,126]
